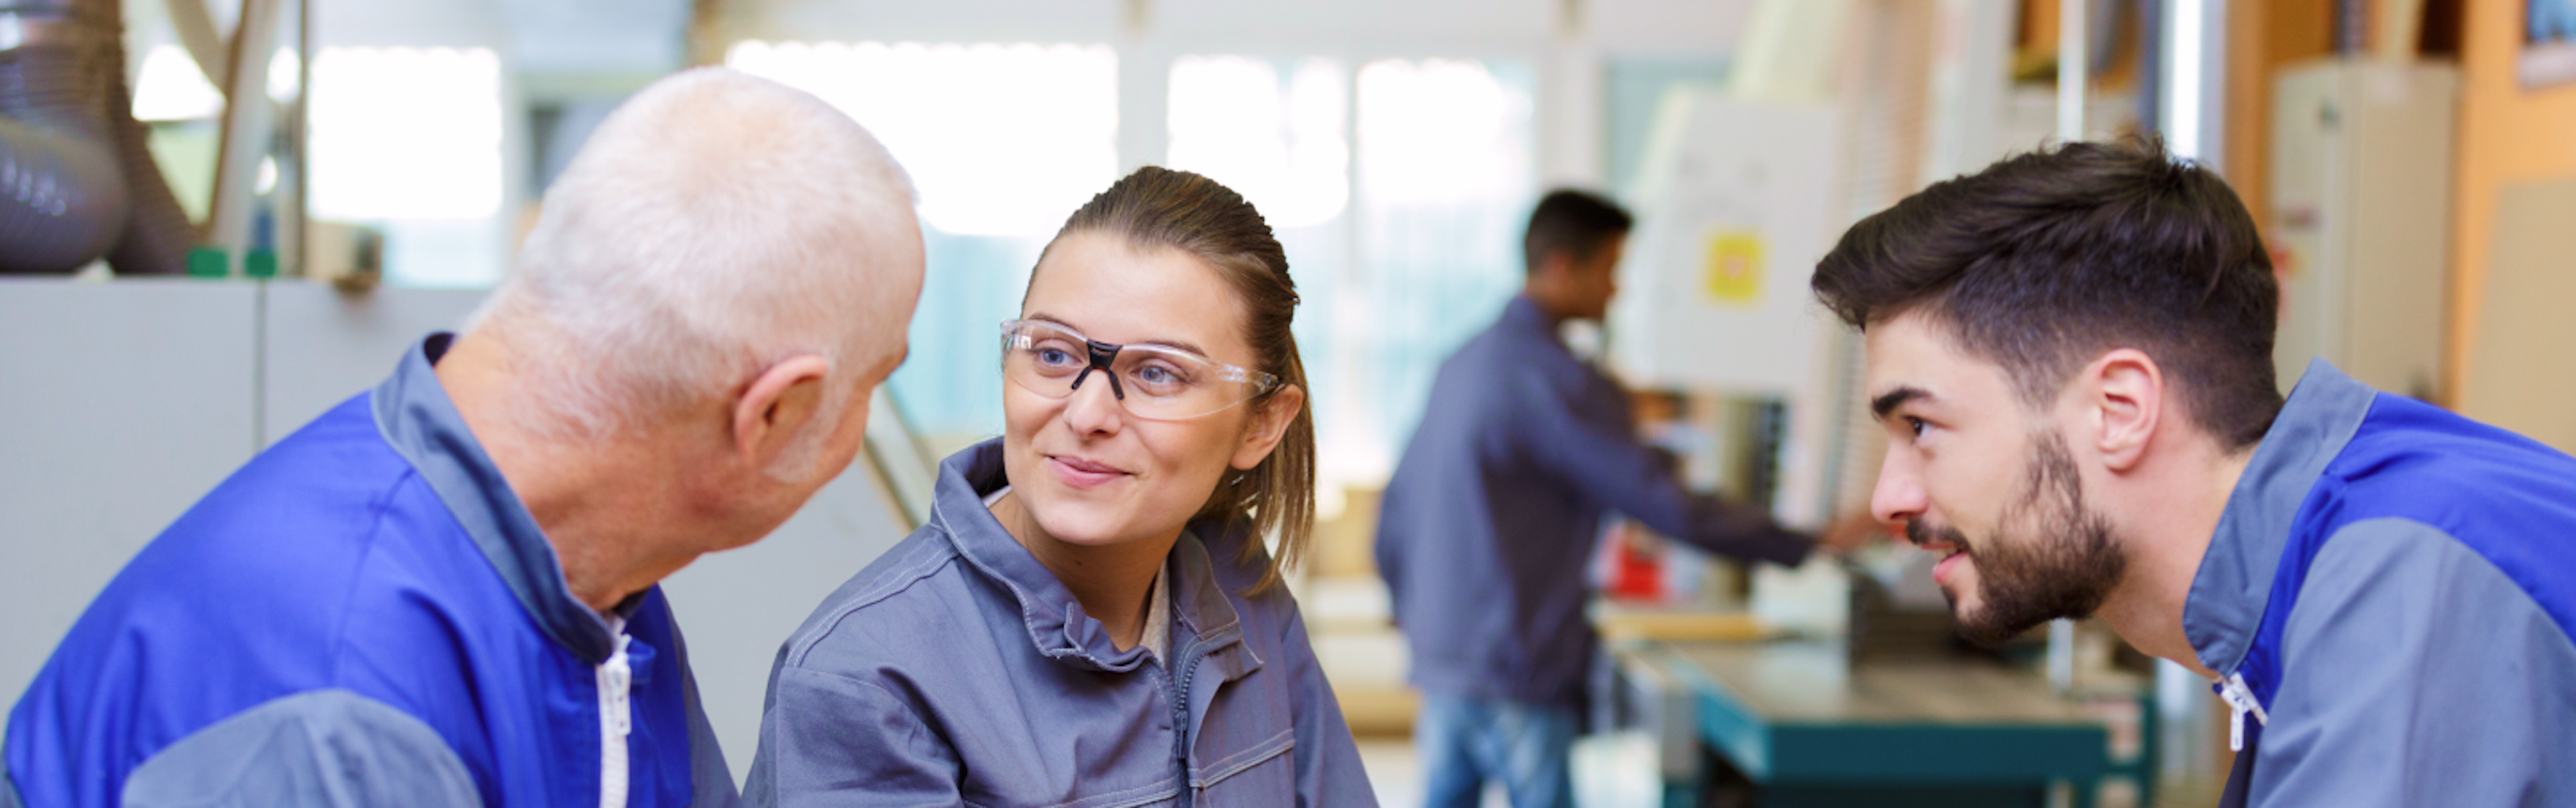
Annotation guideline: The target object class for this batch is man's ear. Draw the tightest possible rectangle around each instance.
[1230,385,1305,471]
[2084,349,2164,473]
[733,355,834,468]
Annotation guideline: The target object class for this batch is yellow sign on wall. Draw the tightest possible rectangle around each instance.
[1703,230,1765,304]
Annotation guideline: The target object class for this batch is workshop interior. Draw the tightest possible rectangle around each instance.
[4,0,2571,806]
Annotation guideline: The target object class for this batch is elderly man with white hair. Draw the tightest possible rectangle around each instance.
[3,68,920,808]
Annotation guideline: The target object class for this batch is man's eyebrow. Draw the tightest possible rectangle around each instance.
[1870,386,1933,419]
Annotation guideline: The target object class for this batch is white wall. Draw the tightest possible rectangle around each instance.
[0,280,260,706]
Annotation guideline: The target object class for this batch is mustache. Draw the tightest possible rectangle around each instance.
[1905,520,1970,551]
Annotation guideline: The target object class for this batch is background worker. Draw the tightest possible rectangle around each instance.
[1374,189,1834,808]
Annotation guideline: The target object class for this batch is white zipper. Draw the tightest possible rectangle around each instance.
[598,626,633,808]
[2214,671,2269,752]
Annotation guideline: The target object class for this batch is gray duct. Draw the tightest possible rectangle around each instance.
[1,0,196,274]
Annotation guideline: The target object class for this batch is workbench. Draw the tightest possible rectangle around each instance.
[1612,640,2132,808]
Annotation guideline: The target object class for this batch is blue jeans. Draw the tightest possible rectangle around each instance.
[1416,693,1578,808]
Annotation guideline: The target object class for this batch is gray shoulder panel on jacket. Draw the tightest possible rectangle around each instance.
[2251,517,2576,807]
[122,689,482,808]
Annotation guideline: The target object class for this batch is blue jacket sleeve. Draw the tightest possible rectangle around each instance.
[1277,608,1382,807]
[743,667,962,807]
[2247,518,2576,807]
[118,689,484,808]
[1509,372,1811,567]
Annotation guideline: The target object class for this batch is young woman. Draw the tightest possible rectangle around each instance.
[745,167,1376,806]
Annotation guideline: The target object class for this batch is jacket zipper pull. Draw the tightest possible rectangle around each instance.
[2214,672,2269,752]
[599,630,633,808]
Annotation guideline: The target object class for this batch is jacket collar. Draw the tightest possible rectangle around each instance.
[1501,295,1558,341]
[928,440,1260,676]
[371,333,627,665]
[2184,359,2376,676]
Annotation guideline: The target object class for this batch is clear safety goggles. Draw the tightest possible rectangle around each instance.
[999,319,1282,421]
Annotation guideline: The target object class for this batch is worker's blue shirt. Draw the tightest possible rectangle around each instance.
[743,440,1377,807]
[3,333,735,808]
[2192,359,2576,807]
[1373,296,1810,707]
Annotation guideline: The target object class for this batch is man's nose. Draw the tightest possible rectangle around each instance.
[1870,448,1927,528]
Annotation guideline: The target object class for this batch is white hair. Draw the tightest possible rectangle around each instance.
[470,68,921,479]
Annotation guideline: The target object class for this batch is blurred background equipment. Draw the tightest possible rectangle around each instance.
[0,0,195,274]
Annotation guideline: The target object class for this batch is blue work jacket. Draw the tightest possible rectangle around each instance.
[3,334,733,808]
[1374,296,1811,707]
[743,440,1377,806]
[2194,360,2576,807]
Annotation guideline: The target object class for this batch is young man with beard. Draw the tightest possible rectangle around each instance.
[1812,138,2576,807]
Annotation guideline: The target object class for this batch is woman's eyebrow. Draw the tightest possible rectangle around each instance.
[1024,310,1212,357]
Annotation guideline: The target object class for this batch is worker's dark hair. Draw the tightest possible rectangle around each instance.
[1040,166,1312,594]
[1522,189,1634,274]
[1811,137,2284,449]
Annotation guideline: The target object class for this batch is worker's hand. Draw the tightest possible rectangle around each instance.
[1815,510,1896,555]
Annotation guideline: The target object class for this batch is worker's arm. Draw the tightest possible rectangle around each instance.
[118,689,485,808]
[2247,518,2576,807]
[1513,373,1810,566]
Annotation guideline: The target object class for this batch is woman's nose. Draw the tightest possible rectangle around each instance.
[1061,371,1126,435]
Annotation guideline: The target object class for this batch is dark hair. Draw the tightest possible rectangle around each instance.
[1042,166,1314,593]
[1523,189,1634,274]
[1811,137,2283,449]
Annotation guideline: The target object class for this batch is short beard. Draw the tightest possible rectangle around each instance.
[1916,432,2127,646]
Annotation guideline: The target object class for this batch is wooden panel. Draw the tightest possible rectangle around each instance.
[2459,180,2576,453]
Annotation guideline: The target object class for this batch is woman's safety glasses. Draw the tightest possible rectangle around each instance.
[1000,319,1281,421]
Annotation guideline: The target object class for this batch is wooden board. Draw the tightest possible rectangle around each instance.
[2463,179,2576,454]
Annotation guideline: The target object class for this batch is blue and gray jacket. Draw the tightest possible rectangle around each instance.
[743,440,1377,807]
[2192,360,2576,807]
[3,334,735,807]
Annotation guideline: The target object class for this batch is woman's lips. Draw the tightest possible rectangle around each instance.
[1047,455,1130,489]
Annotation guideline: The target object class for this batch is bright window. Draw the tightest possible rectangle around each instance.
[307,46,507,287]
[1166,56,1348,228]
[308,47,504,221]
[727,40,1118,238]
[1340,58,1537,483]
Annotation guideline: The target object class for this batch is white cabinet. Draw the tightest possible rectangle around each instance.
[2266,60,2458,398]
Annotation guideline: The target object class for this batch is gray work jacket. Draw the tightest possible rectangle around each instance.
[743,440,1378,806]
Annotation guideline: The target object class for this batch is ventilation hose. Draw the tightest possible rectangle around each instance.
[1,0,194,274]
